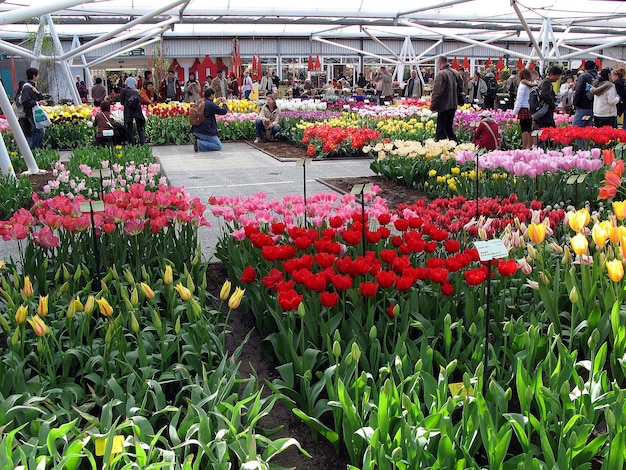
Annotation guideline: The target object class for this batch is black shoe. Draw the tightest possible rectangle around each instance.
[193,138,198,153]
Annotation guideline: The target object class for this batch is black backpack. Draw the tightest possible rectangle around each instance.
[528,86,549,120]
[484,75,498,97]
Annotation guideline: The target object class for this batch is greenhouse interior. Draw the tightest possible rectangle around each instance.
[2,0,626,468]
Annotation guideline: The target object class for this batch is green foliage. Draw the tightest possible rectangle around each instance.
[0,173,32,220]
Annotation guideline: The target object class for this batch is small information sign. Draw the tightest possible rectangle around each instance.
[473,239,508,262]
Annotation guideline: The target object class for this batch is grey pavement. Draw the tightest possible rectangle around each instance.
[0,142,376,264]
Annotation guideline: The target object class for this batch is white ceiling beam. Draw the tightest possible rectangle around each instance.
[560,44,622,63]
[0,0,94,24]
[443,31,519,58]
[60,17,178,62]
[560,35,626,60]
[87,36,161,68]
[397,20,532,60]
[397,0,474,17]
[0,40,37,60]
[361,27,402,62]
[511,0,544,60]
[56,0,186,61]
[312,36,399,64]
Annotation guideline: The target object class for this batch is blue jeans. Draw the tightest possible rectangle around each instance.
[255,119,280,139]
[573,108,593,127]
[193,132,222,151]
[244,89,251,99]
[27,115,45,149]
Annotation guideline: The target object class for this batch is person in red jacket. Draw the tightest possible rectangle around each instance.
[474,110,499,151]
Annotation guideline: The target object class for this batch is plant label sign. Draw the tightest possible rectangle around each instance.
[351,183,373,194]
[296,158,311,166]
[79,201,105,213]
[473,239,508,262]
[92,168,111,178]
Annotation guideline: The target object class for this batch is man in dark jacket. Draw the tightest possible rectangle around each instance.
[430,55,462,141]
[121,85,146,145]
[192,87,228,152]
[572,60,598,127]
[20,67,45,149]
[533,65,563,130]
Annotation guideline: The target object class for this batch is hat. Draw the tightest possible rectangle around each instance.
[125,76,137,89]
[480,110,492,118]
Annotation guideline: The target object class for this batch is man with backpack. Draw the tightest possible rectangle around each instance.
[483,68,498,109]
[532,65,563,132]
[573,60,598,127]
[121,83,146,145]
[191,87,228,152]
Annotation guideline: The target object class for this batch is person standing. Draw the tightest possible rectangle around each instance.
[511,68,534,149]
[242,71,254,99]
[612,68,626,129]
[121,83,146,145]
[211,70,228,99]
[75,75,88,101]
[228,73,240,98]
[91,77,107,107]
[254,94,281,143]
[137,70,152,91]
[430,55,462,141]
[482,68,498,109]
[506,69,519,110]
[533,65,563,131]
[191,87,228,152]
[357,72,367,88]
[375,66,393,104]
[572,60,598,127]
[183,72,201,103]
[158,70,182,102]
[260,70,274,95]
[591,68,619,128]
[404,69,422,99]
[467,71,487,107]
[21,67,45,150]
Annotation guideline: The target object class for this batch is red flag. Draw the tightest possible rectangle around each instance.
[580,59,585,70]
[595,58,602,71]
[308,54,313,72]
[529,61,536,70]
[451,57,460,70]
[315,55,321,71]
[485,57,492,68]
[496,56,504,70]
[517,57,524,70]
[463,56,470,69]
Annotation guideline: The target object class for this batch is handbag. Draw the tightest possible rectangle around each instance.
[32,103,51,128]
[11,99,25,118]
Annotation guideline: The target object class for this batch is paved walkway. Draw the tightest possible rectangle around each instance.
[0,142,376,263]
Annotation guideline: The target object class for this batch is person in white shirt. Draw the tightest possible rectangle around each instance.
[511,68,535,149]
[591,68,620,128]
[242,71,254,99]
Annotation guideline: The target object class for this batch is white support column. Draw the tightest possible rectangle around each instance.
[511,0,544,60]
[87,36,161,68]
[44,15,82,104]
[0,80,40,175]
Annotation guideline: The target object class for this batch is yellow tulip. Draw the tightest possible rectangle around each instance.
[22,276,33,297]
[228,287,245,309]
[140,282,155,299]
[37,295,49,317]
[568,209,590,233]
[527,222,546,244]
[28,315,48,336]
[613,200,626,221]
[592,223,609,248]
[15,304,27,324]
[95,297,114,317]
[130,287,139,306]
[130,312,140,333]
[163,265,173,285]
[174,283,192,301]
[0,260,6,270]
[74,297,84,312]
[84,295,95,314]
[570,233,589,256]
[220,280,232,301]
[607,259,625,282]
